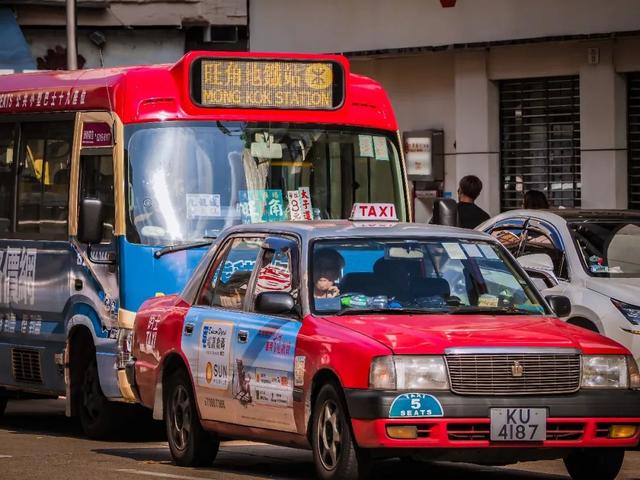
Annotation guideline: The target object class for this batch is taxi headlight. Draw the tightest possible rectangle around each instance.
[369,356,449,390]
[628,356,640,389]
[581,355,628,389]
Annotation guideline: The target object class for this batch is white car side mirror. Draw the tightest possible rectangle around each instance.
[518,254,559,289]
[518,253,554,272]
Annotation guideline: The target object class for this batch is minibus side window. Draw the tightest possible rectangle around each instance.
[0,123,15,235]
[16,121,73,239]
[80,153,115,242]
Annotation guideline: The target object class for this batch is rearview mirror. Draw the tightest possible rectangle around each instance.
[78,198,104,244]
[545,295,571,318]
[255,292,296,316]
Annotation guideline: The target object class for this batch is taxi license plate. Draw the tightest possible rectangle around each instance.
[490,408,546,442]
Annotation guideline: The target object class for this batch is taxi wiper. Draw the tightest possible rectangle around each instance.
[335,307,448,316]
[154,237,216,259]
[448,306,539,315]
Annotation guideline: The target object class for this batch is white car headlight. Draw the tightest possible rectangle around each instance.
[369,356,449,390]
[581,355,629,389]
[612,299,640,325]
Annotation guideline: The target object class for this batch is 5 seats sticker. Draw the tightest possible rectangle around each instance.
[389,393,444,418]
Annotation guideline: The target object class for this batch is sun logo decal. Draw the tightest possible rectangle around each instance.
[305,64,332,90]
[205,362,213,384]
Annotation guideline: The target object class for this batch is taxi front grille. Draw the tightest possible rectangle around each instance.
[445,353,581,395]
[446,421,585,441]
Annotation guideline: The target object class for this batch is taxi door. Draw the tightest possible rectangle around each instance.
[182,235,263,425]
[232,236,302,433]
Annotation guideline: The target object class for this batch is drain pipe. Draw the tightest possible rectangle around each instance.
[66,0,78,70]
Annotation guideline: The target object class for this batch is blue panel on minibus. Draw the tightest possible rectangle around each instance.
[118,237,208,312]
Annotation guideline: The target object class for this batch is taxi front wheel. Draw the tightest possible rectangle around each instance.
[564,448,624,480]
[165,370,219,467]
[311,383,371,480]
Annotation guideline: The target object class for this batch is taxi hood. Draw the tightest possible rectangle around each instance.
[323,314,626,356]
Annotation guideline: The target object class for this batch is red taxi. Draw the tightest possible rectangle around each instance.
[130,207,640,480]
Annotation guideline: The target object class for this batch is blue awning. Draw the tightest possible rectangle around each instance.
[0,7,36,71]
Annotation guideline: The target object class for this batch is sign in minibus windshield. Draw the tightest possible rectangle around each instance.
[191,58,343,110]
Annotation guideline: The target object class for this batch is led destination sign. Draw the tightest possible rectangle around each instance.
[192,58,343,110]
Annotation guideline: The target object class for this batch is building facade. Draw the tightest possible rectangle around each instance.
[2,0,247,70]
[251,0,640,220]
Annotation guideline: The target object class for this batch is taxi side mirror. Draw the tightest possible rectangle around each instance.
[546,295,571,318]
[255,292,296,316]
[431,198,457,226]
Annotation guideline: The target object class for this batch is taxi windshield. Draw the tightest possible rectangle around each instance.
[311,238,547,316]
[124,121,405,245]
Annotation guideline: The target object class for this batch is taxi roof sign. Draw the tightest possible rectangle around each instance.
[350,203,398,222]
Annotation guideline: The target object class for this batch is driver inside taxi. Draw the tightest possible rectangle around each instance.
[313,268,340,298]
[313,249,344,299]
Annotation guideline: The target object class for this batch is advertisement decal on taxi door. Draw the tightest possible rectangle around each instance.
[182,308,302,432]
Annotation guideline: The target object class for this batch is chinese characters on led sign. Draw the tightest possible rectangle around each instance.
[199,60,335,109]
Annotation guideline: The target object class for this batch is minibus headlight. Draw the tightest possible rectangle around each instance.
[117,328,134,369]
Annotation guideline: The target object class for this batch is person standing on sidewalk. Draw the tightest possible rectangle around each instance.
[457,175,490,229]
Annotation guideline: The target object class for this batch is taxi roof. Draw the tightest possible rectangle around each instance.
[220,220,492,243]
[180,220,495,306]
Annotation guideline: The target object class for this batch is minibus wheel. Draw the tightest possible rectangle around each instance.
[564,448,624,480]
[79,357,121,438]
[311,383,371,480]
[165,369,219,467]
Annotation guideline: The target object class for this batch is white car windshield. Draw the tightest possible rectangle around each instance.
[570,220,640,277]
[311,238,546,316]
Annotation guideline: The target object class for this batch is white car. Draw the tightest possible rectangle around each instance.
[479,209,640,364]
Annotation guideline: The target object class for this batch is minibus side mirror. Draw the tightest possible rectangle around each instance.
[79,198,104,245]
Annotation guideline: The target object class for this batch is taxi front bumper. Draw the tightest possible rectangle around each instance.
[344,389,640,449]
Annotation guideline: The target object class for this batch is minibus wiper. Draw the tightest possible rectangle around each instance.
[154,238,215,259]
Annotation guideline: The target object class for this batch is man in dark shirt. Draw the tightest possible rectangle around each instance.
[456,175,490,229]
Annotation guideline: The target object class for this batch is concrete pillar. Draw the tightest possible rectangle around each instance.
[454,50,500,215]
[580,42,628,209]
